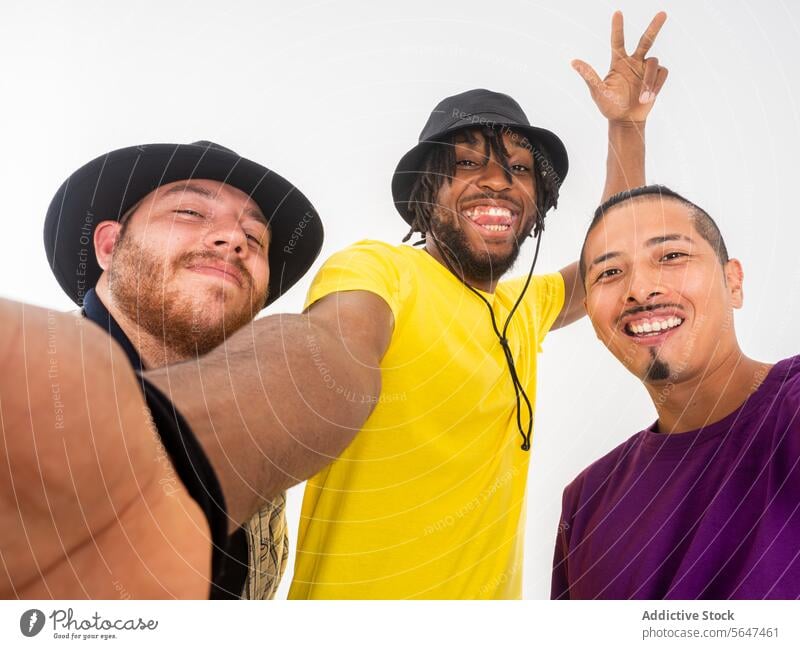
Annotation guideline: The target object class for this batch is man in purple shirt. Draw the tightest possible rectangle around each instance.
[552,184,800,599]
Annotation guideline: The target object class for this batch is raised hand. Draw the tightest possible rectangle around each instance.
[573,11,668,123]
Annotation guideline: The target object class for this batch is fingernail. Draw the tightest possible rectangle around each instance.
[639,91,655,103]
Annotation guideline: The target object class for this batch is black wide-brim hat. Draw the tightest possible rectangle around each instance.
[392,88,569,224]
[44,140,323,308]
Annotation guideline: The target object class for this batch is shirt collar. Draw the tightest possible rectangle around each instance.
[81,288,144,372]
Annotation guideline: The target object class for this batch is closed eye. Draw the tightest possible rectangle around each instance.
[175,209,204,218]
[246,233,264,248]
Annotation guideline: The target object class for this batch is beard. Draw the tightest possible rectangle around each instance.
[429,207,531,284]
[107,232,264,359]
[644,348,671,382]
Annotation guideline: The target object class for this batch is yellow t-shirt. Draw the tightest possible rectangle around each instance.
[288,240,565,599]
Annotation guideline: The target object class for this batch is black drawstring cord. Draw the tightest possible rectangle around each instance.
[429,217,545,451]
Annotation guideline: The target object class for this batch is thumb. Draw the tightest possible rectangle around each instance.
[571,59,603,91]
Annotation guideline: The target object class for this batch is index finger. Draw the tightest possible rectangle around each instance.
[633,11,667,60]
[611,11,626,58]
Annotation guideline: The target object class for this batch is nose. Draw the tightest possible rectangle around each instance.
[203,214,249,258]
[477,157,512,193]
[625,265,666,305]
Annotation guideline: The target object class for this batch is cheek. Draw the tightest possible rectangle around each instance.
[138,225,196,262]
[248,257,270,290]
[435,185,460,219]
[586,291,620,335]
[515,179,536,212]
[668,269,726,327]
[669,271,704,297]
[665,261,722,296]
[687,294,728,343]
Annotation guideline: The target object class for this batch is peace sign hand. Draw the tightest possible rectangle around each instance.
[573,11,669,123]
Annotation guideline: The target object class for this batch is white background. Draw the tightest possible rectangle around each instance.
[2,0,799,599]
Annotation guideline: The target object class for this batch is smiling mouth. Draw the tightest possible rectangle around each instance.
[462,205,515,233]
[187,264,242,287]
[623,315,684,338]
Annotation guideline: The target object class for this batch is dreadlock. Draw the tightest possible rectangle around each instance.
[402,126,561,246]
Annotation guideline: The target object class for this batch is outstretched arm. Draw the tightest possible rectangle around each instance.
[572,10,668,201]
[0,298,210,598]
[0,289,391,595]
[554,11,669,329]
[143,290,393,532]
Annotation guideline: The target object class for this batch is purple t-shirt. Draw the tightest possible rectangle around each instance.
[552,355,800,599]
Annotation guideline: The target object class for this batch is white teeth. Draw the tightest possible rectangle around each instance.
[465,206,513,220]
[464,206,514,233]
[627,316,684,337]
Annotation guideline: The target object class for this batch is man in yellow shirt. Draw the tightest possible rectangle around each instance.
[289,12,669,598]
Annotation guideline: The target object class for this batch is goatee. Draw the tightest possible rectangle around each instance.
[645,348,671,382]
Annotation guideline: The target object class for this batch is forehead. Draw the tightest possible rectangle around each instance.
[585,198,699,256]
[452,127,532,153]
[143,179,267,223]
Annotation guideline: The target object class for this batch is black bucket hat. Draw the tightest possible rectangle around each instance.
[391,88,569,224]
[44,140,323,308]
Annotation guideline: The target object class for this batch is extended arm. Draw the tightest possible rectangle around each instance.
[0,298,210,598]
[144,290,393,532]
[554,11,669,329]
[573,11,668,201]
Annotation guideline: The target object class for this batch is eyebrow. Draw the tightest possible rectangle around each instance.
[452,136,475,146]
[587,233,694,271]
[506,138,531,151]
[159,182,269,227]
[452,136,529,151]
[645,234,693,246]
[160,182,214,200]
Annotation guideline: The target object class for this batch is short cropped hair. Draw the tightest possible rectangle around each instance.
[579,184,729,284]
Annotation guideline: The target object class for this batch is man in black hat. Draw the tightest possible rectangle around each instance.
[1,142,380,598]
[286,12,669,598]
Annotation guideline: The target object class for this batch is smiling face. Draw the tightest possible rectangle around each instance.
[582,197,743,384]
[428,128,538,284]
[98,178,270,357]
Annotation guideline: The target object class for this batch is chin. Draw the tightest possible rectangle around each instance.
[470,248,519,277]
[199,302,253,331]
[190,284,257,316]
[467,233,516,253]
[192,280,238,300]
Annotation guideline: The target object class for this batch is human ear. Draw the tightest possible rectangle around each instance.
[725,259,744,309]
[93,221,123,271]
